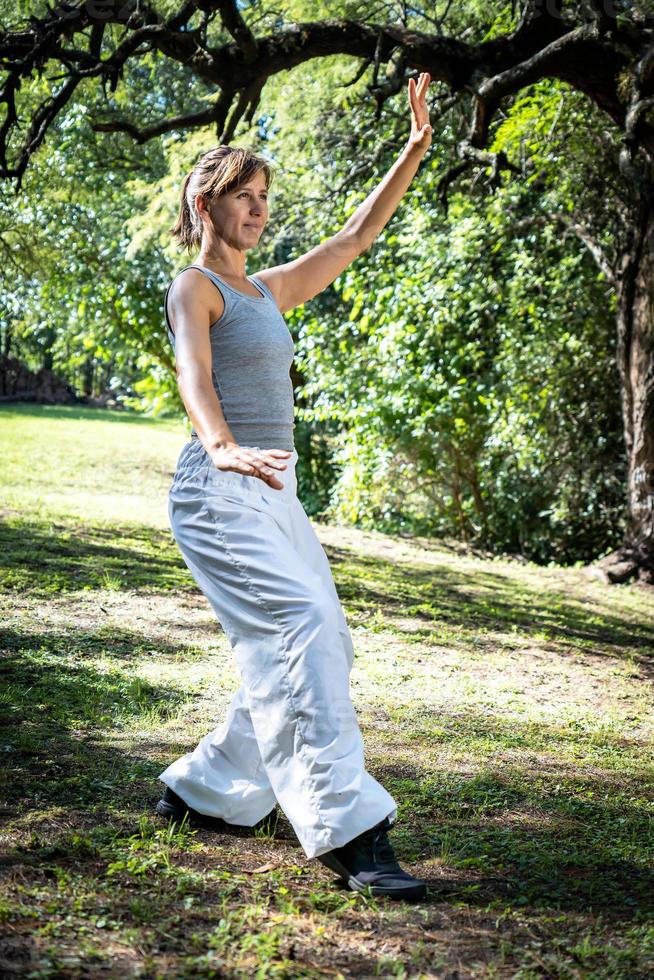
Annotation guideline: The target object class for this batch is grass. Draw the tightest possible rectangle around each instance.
[1,403,653,978]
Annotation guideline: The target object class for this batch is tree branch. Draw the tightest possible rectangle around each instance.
[0,1,653,191]
[511,213,617,285]
[213,0,258,63]
[558,214,617,284]
[91,101,230,143]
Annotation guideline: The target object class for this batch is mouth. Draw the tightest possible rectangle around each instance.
[244,223,263,230]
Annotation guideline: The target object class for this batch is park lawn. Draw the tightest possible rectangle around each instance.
[1,403,653,979]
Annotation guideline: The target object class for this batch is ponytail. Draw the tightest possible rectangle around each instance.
[169,172,203,254]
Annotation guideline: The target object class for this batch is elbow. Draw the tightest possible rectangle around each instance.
[334,228,367,259]
[344,227,379,256]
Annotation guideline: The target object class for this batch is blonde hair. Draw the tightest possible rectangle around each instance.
[170,145,275,254]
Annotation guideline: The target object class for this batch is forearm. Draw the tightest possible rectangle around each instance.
[176,364,236,453]
[341,142,428,252]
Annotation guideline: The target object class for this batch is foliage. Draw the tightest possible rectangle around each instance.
[272,68,625,562]
[0,5,630,561]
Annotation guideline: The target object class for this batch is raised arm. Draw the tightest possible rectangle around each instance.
[257,73,433,314]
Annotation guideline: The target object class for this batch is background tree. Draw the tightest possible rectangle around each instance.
[1,0,651,582]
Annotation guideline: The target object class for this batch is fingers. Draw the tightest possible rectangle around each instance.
[249,456,286,489]
[252,468,284,489]
[243,460,281,487]
[264,449,293,459]
[252,448,291,469]
[238,447,291,481]
[408,77,417,112]
[409,72,431,101]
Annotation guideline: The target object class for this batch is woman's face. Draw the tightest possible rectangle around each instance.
[201,170,269,251]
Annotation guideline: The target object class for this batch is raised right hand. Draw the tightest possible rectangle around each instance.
[209,443,292,490]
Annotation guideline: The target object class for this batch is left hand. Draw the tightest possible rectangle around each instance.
[407,71,433,155]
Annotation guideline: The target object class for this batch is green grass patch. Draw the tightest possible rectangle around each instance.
[1,403,653,978]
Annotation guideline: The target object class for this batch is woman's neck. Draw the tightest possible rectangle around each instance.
[197,245,247,280]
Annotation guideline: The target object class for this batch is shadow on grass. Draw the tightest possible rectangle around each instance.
[0,622,218,665]
[0,623,294,838]
[370,738,654,916]
[0,516,189,594]
[0,625,194,813]
[3,519,651,677]
[327,546,654,668]
[2,617,651,919]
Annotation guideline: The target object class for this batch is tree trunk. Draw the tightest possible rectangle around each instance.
[82,355,94,398]
[42,325,56,372]
[595,200,654,585]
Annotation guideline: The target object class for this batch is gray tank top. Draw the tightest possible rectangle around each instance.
[164,264,296,451]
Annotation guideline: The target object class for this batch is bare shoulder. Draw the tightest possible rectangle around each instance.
[167,267,224,332]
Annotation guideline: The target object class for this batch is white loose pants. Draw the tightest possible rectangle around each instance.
[159,439,398,859]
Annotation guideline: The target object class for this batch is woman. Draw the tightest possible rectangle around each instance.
[156,72,433,901]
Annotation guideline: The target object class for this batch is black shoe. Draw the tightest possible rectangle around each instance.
[316,816,427,901]
[155,786,278,837]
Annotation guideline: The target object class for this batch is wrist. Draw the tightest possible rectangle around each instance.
[403,138,430,160]
[206,434,237,452]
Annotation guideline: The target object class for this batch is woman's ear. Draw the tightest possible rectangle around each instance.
[196,193,212,220]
